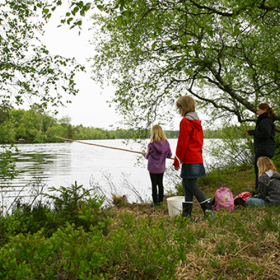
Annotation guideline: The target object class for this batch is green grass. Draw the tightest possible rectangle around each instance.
[0,165,279,279]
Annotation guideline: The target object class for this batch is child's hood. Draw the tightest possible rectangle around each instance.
[265,170,280,180]
[151,140,169,154]
[185,112,202,130]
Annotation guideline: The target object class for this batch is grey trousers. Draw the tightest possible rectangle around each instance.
[182,178,206,203]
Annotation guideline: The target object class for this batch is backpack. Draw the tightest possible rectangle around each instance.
[234,192,251,206]
[212,187,235,212]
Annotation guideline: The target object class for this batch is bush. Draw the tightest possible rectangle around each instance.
[45,181,112,233]
[0,181,113,247]
[204,124,254,169]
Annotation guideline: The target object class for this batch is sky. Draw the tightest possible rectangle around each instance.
[40,5,199,131]
[41,7,122,129]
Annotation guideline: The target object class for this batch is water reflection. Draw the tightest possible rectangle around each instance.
[2,140,150,189]
[1,139,215,209]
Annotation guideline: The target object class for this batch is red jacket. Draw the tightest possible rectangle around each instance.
[173,117,204,168]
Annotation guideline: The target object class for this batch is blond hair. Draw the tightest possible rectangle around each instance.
[150,125,167,143]
[257,157,278,177]
[176,96,195,116]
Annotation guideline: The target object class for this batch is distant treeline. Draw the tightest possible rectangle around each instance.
[0,108,145,144]
[0,108,247,144]
[166,126,247,139]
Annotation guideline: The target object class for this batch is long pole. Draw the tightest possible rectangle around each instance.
[55,136,174,159]
[55,136,144,155]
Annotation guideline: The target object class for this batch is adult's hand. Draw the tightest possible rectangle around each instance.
[174,166,180,171]
[247,130,254,136]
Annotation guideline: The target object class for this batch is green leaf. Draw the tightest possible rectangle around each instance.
[67,17,74,24]
[77,1,84,8]
[117,15,123,25]
[72,7,79,16]
[123,10,131,18]
[151,33,156,40]
[84,3,91,11]
[165,40,172,46]
[233,25,241,37]
[207,30,214,37]
[181,37,187,44]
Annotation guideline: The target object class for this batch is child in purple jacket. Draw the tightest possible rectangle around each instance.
[144,125,172,207]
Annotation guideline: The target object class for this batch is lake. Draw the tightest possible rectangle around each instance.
[0,139,216,209]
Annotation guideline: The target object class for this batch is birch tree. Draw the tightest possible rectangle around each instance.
[0,0,84,112]
[49,0,280,129]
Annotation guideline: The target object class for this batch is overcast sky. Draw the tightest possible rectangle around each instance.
[41,7,123,129]
[40,6,196,131]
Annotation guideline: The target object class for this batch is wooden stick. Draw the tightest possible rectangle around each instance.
[55,136,144,154]
[55,136,174,159]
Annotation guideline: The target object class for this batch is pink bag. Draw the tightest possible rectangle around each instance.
[212,187,234,212]
[234,192,251,206]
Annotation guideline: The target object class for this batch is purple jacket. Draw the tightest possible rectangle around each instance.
[144,140,172,174]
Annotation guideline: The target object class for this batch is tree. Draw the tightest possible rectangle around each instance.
[0,0,85,181]
[47,0,280,130]
[0,0,84,112]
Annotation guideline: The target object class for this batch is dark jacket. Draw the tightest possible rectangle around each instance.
[258,171,280,206]
[249,113,275,157]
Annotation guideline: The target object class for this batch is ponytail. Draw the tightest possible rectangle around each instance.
[258,103,276,118]
[268,107,276,118]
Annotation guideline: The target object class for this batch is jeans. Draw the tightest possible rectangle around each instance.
[246,197,265,206]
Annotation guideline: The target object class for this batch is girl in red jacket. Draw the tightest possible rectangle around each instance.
[174,96,215,220]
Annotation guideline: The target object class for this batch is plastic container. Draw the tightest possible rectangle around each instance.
[166,196,185,217]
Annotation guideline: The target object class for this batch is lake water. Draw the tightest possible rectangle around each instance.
[0,139,216,209]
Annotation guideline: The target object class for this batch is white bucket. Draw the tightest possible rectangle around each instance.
[166,196,185,217]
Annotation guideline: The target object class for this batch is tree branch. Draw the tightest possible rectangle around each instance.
[189,0,234,17]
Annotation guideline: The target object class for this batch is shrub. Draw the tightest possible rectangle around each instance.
[45,181,111,232]
[204,124,254,169]
[0,181,113,247]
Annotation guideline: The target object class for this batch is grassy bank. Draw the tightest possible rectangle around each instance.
[0,165,279,279]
